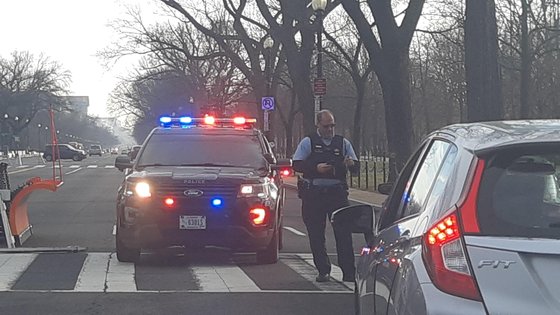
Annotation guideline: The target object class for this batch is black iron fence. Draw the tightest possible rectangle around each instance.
[347,156,392,191]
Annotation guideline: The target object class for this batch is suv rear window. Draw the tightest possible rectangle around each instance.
[477,148,560,239]
[137,133,266,169]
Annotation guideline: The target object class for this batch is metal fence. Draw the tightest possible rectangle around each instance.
[347,156,391,191]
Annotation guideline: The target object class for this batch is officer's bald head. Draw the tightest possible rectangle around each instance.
[316,109,335,139]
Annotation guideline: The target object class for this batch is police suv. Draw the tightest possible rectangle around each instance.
[114,116,291,264]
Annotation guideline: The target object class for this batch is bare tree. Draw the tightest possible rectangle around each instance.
[0,51,70,140]
[340,0,425,179]
[465,0,503,122]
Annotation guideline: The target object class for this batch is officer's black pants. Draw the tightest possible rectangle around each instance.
[301,186,355,278]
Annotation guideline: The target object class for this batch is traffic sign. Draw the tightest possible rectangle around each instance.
[314,78,327,96]
[261,97,275,111]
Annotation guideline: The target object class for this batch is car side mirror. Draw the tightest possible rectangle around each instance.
[377,183,393,195]
[264,152,276,164]
[115,155,133,172]
[330,204,376,237]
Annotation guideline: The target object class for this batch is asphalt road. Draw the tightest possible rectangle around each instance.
[0,155,360,315]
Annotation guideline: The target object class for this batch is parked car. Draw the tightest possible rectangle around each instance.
[333,120,560,315]
[43,144,87,161]
[89,144,102,156]
[127,145,141,160]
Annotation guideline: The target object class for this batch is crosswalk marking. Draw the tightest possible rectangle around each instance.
[87,165,98,168]
[106,253,137,292]
[0,252,352,293]
[74,252,110,292]
[191,265,261,292]
[0,254,37,291]
[69,165,80,169]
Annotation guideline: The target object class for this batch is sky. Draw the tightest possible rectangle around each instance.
[0,0,162,118]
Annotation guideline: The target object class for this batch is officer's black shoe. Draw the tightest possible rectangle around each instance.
[342,275,355,282]
[315,274,330,282]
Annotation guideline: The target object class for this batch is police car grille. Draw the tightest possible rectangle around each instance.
[154,184,239,197]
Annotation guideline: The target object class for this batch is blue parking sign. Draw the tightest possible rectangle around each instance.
[261,97,275,110]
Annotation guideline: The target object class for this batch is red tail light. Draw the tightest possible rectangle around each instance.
[422,212,482,301]
[249,207,267,226]
[281,168,292,177]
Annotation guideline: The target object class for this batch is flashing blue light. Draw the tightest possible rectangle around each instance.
[179,116,193,124]
[211,198,223,207]
[160,116,172,124]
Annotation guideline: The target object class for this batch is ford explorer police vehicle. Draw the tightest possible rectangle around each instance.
[114,116,291,264]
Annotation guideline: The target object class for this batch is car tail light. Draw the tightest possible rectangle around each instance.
[422,213,482,301]
[164,197,175,207]
[249,207,268,226]
[281,168,292,177]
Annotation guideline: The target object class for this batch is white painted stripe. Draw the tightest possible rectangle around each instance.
[74,252,110,292]
[299,255,352,290]
[105,253,137,292]
[284,226,306,236]
[191,265,259,292]
[112,225,116,236]
[190,266,229,292]
[11,288,352,294]
[34,165,46,168]
[105,165,115,169]
[0,254,37,291]
[214,265,260,292]
[16,165,29,168]
[87,165,98,168]
[65,168,82,175]
[69,165,80,169]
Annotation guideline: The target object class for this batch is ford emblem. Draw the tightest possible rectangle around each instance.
[184,189,204,197]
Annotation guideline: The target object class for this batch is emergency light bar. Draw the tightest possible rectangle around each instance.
[159,115,257,128]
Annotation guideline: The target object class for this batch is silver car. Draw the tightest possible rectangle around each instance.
[333,120,560,315]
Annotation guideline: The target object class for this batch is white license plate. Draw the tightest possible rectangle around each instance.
[179,216,206,230]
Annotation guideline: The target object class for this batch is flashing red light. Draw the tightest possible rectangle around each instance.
[233,117,246,125]
[281,169,291,177]
[249,207,267,225]
[204,116,216,125]
[164,197,175,206]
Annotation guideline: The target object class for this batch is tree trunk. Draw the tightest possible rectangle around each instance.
[377,50,414,181]
[465,0,503,122]
[352,81,366,157]
[519,0,531,118]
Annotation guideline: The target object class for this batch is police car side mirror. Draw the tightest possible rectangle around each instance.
[331,204,377,236]
[264,153,276,164]
[115,155,133,172]
[377,183,393,195]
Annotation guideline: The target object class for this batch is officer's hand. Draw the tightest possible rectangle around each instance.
[343,156,354,167]
[316,163,333,174]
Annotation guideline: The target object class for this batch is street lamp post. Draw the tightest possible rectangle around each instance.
[37,124,42,148]
[312,0,327,122]
[263,36,274,138]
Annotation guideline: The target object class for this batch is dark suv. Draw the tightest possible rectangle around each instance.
[43,144,87,161]
[334,120,560,315]
[114,117,291,264]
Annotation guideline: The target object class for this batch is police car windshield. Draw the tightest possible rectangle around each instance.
[137,133,267,169]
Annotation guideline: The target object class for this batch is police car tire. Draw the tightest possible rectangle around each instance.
[72,154,81,161]
[116,232,140,263]
[44,155,53,162]
[256,230,279,264]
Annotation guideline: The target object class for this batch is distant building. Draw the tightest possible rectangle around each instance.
[62,96,89,120]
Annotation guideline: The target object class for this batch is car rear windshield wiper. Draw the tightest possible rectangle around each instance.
[178,163,238,167]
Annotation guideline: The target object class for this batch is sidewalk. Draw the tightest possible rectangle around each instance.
[282,176,386,208]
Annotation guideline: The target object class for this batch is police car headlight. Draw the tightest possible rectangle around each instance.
[239,184,269,198]
[134,182,152,198]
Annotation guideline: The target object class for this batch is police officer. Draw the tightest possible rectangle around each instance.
[292,109,359,282]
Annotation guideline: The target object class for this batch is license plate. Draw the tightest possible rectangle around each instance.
[179,215,206,230]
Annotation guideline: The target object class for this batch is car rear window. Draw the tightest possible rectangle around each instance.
[137,133,266,169]
[477,148,560,239]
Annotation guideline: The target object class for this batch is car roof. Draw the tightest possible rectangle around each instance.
[431,119,560,155]
[151,126,260,136]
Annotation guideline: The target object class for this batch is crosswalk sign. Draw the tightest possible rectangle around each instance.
[261,97,275,111]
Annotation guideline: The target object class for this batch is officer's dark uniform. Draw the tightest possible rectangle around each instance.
[293,133,356,280]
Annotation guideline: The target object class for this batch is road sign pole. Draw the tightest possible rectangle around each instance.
[264,110,270,132]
